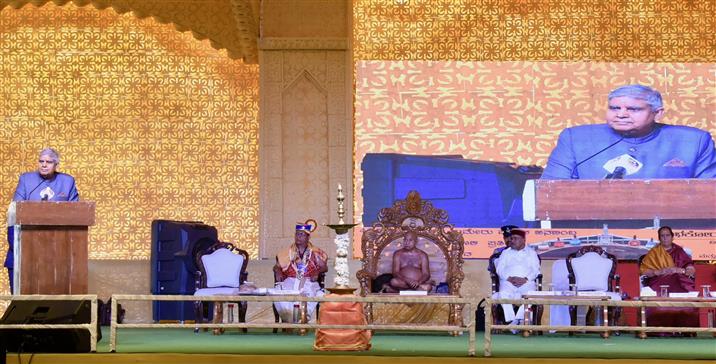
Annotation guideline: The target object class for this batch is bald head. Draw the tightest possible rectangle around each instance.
[403,231,418,250]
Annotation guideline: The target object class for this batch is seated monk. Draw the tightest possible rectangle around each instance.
[384,231,433,293]
[640,226,695,293]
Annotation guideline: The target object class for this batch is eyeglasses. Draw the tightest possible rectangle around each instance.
[38,159,56,165]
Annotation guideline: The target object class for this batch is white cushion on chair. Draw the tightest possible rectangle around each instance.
[194,287,240,296]
[551,259,569,291]
[201,248,244,288]
[571,252,612,291]
[640,285,656,297]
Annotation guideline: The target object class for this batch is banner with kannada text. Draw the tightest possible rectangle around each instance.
[354,228,716,261]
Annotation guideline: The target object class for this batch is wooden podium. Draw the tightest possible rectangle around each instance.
[523,179,716,226]
[11,201,95,294]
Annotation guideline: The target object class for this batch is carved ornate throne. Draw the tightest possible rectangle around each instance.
[356,191,465,325]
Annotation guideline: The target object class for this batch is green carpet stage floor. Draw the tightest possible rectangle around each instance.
[4,328,715,364]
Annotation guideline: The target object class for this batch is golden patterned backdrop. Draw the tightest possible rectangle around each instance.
[0,0,260,63]
[0,2,259,292]
[353,0,716,62]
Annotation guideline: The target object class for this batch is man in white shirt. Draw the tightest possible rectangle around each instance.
[494,229,541,325]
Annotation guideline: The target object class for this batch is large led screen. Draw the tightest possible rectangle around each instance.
[354,61,716,260]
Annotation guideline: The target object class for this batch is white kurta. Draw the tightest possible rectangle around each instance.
[273,277,324,323]
[494,246,541,322]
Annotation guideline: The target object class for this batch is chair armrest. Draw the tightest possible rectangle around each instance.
[613,274,621,293]
[240,272,249,285]
[273,265,285,283]
[195,270,202,291]
[356,269,377,282]
[535,274,543,290]
[356,269,378,293]
[566,273,575,286]
[318,272,326,289]
[489,273,498,293]
[639,275,647,289]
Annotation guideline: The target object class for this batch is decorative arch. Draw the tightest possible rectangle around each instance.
[284,69,327,96]
[280,70,330,239]
[0,0,259,63]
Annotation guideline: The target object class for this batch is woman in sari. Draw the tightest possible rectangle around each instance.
[639,226,698,332]
[640,226,695,293]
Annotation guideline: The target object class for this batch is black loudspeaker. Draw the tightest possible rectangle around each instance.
[150,220,219,321]
[0,300,99,353]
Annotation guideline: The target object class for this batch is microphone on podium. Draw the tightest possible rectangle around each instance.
[606,166,626,179]
[570,137,625,179]
[603,153,643,179]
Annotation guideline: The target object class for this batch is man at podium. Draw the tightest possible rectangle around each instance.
[12,148,79,201]
[541,84,716,179]
[5,148,80,291]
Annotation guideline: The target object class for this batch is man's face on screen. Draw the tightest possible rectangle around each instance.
[606,96,663,137]
[37,154,58,178]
